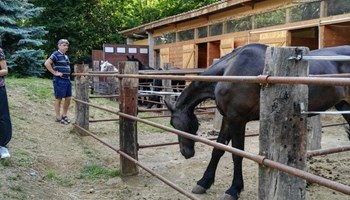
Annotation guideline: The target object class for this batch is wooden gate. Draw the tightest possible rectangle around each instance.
[182,44,196,69]
[220,38,235,56]
[160,47,170,69]
[259,30,291,47]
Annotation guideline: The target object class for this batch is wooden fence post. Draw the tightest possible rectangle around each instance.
[74,64,90,136]
[163,62,172,114]
[212,58,223,131]
[106,63,119,100]
[118,61,139,176]
[259,47,309,200]
[93,60,100,94]
[307,115,322,150]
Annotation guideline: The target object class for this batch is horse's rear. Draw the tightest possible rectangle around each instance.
[209,44,350,199]
[309,45,350,140]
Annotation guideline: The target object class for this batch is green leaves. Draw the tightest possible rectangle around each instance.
[0,0,47,76]
[5,0,220,77]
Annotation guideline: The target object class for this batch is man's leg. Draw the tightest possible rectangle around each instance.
[55,98,62,119]
[62,97,71,117]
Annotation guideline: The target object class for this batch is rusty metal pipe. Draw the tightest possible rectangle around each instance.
[73,98,350,195]
[73,73,350,87]
[90,94,119,99]
[116,111,350,195]
[310,73,350,78]
[139,134,259,149]
[89,118,119,123]
[307,145,350,157]
[73,124,200,200]
[322,122,348,128]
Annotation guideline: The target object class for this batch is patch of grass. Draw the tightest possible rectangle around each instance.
[79,164,121,180]
[7,175,18,181]
[8,77,52,96]
[7,77,59,104]
[58,178,74,187]
[92,98,118,108]
[17,150,33,167]
[45,169,58,180]
[44,170,74,187]
[1,159,11,166]
[9,184,22,192]
[138,122,166,133]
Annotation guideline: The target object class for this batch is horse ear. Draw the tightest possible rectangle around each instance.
[164,100,175,113]
[132,55,135,59]
[126,55,130,59]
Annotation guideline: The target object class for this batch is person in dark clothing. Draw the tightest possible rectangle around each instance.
[0,47,12,159]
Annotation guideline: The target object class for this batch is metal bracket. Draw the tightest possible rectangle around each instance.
[289,49,350,61]
[288,48,303,61]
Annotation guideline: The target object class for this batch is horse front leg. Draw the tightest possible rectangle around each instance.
[192,118,231,194]
[220,121,246,200]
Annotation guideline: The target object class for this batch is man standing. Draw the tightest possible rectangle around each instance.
[44,39,72,125]
[0,47,12,159]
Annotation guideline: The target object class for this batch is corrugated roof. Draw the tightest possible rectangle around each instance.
[120,0,263,38]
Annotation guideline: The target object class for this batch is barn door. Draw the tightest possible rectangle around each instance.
[160,48,169,69]
[182,44,196,69]
[220,38,234,56]
[259,30,291,47]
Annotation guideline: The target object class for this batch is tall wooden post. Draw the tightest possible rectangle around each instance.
[259,47,309,200]
[307,115,322,150]
[118,61,139,176]
[163,62,172,114]
[93,60,100,94]
[74,64,90,136]
[212,58,223,131]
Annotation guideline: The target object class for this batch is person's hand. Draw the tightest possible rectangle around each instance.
[54,71,63,77]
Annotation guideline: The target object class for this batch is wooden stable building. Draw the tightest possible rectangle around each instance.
[120,0,350,69]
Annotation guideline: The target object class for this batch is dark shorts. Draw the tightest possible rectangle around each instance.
[53,78,72,99]
[0,86,12,146]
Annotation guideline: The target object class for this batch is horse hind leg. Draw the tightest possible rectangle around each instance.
[334,100,350,140]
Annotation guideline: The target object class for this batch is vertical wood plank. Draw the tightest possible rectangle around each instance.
[307,115,322,150]
[163,62,172,115]
[118,61,139,176]
[74,64,90,136]
[93,60,100,94]
[259,47,309,200]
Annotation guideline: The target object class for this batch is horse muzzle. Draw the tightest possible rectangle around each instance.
[180,146,195,159]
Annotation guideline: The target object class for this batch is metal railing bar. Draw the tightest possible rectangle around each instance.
[73,124,200,200]
[73,98,350,195]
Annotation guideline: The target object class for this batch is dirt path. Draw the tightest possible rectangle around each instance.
[1,79,349,200]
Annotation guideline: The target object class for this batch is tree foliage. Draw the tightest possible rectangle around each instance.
[24,0,220,76]
[0,0,47,76]
[122,0,221,28]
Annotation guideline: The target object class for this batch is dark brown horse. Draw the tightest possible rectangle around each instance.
[165,43,350,200]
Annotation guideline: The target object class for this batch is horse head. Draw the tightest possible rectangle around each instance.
[165,100,199,159]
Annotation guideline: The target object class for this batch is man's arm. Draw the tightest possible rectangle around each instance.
[44,58,62,77]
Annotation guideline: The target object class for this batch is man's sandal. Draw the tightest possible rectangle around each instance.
[62,116,71,124]
[56,118,69,125]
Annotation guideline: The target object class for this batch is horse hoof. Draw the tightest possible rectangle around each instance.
[220,193,238,200]
[192,184,207,194]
